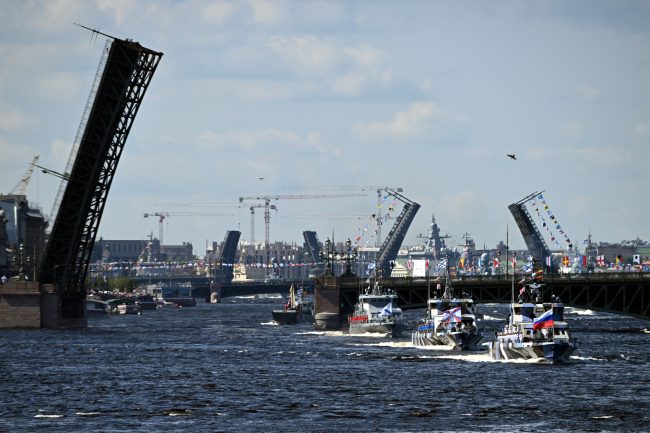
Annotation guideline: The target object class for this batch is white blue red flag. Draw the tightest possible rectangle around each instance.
[533,309,554,330]
[442,306,462,324]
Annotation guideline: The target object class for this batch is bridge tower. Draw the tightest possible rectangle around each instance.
[38,35,163,327]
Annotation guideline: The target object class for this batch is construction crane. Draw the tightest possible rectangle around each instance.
[315,186,403,246]
[237,193,367,251]
[9,155,39,195]
[248,203,277,246]
[143,211,233,245]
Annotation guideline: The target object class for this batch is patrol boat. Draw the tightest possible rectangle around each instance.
[411,270,483,350]
[348,281,405,337]
[488,272,578,363]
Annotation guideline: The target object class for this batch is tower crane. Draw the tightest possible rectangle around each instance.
[237,193,367,251]
[315,186,403,246]
[9,155,40,195]
[143,211,233,245]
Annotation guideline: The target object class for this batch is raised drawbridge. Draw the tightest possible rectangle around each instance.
[508,191,552,266]
[374,189,420,278]
[38,34,163,326]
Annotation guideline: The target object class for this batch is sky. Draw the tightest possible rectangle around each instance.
[1,0,649,256]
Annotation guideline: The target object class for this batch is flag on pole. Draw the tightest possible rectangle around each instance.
[378,303,393,317]
[533,309,554,330]
[425,259,430,269]
[442,306,462,324]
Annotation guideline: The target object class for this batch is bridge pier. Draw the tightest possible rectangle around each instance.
[0,281,84,328]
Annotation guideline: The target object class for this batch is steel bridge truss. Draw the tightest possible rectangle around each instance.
[39,38,163,323]
[375,189,420,278]
[217,230,241,283]
[509,191,551,265]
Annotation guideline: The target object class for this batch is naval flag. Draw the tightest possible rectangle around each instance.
[378,303,393,317]
[442,306,462,324]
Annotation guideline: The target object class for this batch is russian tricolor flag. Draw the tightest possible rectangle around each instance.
[533,309,554,330]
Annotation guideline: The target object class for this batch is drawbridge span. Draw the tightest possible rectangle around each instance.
[38,36,163,327]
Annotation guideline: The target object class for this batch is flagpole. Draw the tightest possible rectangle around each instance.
[426,262,431,318]
[505,225,509,277]
[511,252,516,304]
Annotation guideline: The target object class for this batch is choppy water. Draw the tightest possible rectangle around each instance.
[1,298,649,433]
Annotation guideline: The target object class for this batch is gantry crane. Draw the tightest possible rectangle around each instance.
[143,211,232,245]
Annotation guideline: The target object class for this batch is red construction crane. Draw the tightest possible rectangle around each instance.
[143,211,233,245]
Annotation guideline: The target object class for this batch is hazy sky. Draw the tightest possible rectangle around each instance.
[1,0,648,255]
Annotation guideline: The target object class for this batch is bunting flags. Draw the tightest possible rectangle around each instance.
[529,193,573,250]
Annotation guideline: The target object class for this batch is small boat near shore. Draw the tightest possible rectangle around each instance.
[272,284,304,325]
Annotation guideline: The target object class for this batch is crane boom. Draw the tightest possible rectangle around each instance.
[9,155,39,195]
[143,211,233,245]
[237,192,367,273]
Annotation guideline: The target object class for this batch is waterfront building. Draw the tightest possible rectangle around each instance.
[0,194,48,278]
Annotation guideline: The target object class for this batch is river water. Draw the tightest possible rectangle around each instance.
[1,297,649,433]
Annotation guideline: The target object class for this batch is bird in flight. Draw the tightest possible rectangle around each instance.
[259,177,264,181]
[507,154,517,160]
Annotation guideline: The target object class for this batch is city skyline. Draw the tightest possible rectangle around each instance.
[1,1,649,253]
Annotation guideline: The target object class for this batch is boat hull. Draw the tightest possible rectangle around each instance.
[488,339,578,364]
[411,327,483,351]
[165,297,196,308]
[272,309,303,325]
[349,321,406,338]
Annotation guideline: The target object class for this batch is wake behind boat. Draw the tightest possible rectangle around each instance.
[348,281,405,338]
[488,271,578,364]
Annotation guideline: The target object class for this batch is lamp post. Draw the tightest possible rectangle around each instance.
[320,238,333,275]
[342,238,358,276]
[18,243,25,281]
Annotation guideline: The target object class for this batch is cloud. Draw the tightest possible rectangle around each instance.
[268,35,340,75]
[560,121,583,139]
[95,0,136,26]
[250,0,285,24]
[196,128,341,156]
[634,123,649,134]
[0,106,30,131]
[332,43,392,96]
[201,1,235,23]
[351,101,455,141]
[266,36,392,97]
[576,84,600,102]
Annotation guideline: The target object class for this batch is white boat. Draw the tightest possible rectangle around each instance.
[411,272,483,350]
[146,282,196,307]
[411,297,483,350]
[116,302,141,315]
[487,277,578,363]
[348,282,405,338]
